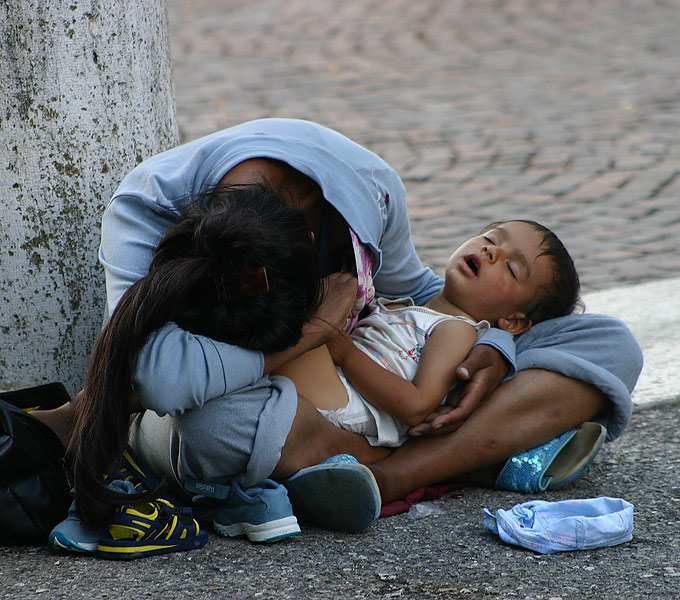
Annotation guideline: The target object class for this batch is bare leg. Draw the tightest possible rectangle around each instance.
[272,394,390,479]
[368,370,608,503]
[32,391,84,448]
[274,345,349,411]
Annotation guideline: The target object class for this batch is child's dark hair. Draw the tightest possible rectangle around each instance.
[483,220,581,326]
[70,183,322,526]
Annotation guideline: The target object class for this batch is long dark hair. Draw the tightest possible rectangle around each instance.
[70,183,322,526]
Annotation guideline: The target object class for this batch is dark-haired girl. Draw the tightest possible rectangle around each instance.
[70,184,372,527]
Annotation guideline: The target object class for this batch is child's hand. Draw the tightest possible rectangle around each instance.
[312,272,358,332]
[31,390,85,449]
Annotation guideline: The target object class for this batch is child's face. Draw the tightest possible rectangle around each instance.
[443,221,555,332]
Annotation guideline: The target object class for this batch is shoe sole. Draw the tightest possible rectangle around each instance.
[97,531,209,560]
[547,422,607,489]
[214,515,301,543]
[283,462,381,533]
[48,531,98,554]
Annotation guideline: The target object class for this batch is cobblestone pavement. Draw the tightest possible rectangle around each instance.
[167,0,680,294]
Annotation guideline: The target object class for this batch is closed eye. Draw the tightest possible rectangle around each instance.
[483,235,495,245]
[507,263,517,279]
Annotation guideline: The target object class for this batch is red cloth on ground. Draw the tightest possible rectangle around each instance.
[380,483,463,518]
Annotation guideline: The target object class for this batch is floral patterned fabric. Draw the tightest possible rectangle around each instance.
[346,228,375,332]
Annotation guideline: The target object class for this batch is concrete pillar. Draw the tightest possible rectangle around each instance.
[0,0,178,394]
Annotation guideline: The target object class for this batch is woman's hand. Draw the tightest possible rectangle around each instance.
[407,344,509,437]
[264,272,356,373]
[312,272,358,331]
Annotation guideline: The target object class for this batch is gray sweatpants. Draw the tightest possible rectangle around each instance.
[129,374,298,493]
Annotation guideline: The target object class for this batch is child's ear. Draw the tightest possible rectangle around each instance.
[497,313,532,335]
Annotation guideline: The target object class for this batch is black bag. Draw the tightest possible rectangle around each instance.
[0,382,73,545]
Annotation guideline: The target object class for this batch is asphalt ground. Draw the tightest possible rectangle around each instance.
[2,405,678,600]
[3,1,680,598]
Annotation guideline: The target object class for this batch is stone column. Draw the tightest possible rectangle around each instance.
[0,0,178,394]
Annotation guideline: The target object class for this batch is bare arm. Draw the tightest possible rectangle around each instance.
[328,320,478,426]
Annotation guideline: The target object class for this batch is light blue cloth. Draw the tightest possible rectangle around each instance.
[515,314,642,441]
[483,497,634,554]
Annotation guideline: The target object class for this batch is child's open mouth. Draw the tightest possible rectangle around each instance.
[465,255,480,276]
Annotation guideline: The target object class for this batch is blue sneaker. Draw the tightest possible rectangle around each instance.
[48,479,137,554]
[283,454,381,533]
[48,499,104,553]
[184,478,300,543]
